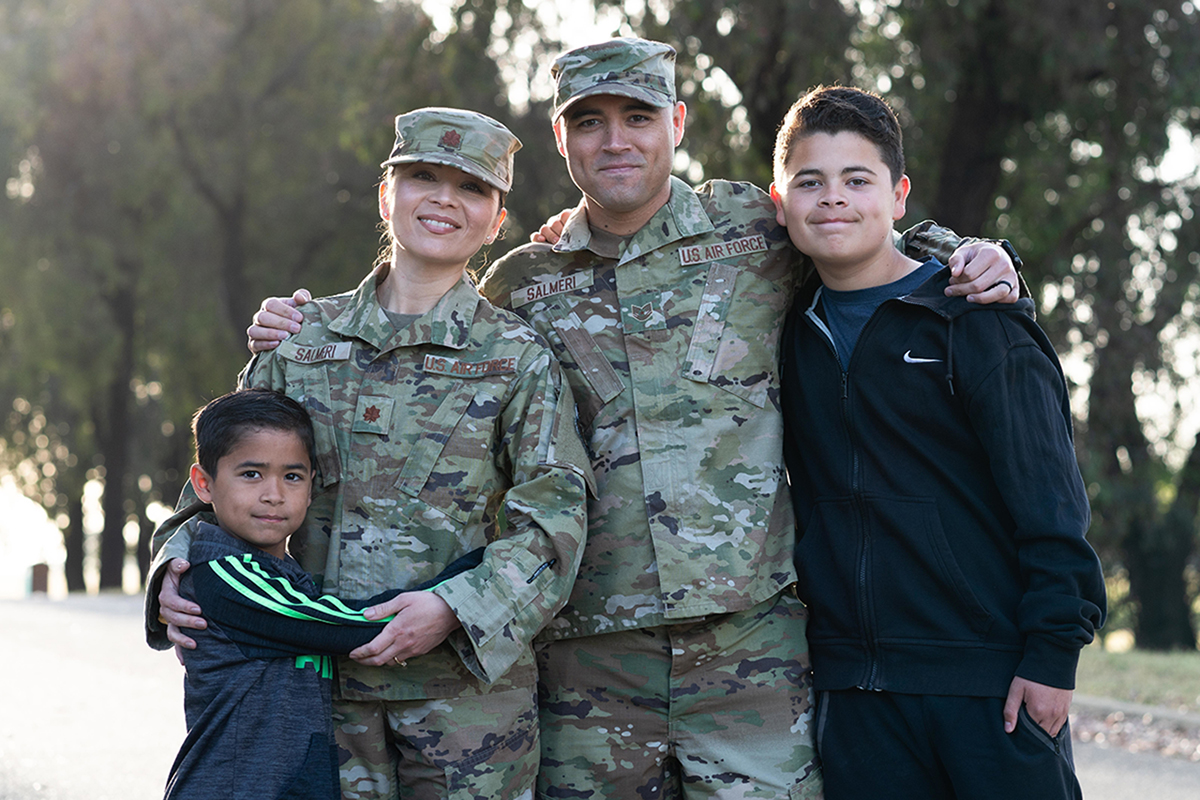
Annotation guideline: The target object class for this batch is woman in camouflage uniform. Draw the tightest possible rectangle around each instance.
[150,108,591,800]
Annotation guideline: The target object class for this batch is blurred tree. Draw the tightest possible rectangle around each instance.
[883,0,1200,649]
[0,0,437,589]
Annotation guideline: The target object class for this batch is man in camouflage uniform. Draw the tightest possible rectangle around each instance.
[475,39,1018,800]
[147,108,593,799]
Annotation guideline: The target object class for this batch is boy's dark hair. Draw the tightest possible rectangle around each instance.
[774,85,905,185]
[192,389,316,476]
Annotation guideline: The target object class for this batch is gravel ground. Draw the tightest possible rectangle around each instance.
[1072,701,1200,762]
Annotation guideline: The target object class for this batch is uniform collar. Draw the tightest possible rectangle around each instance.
[328,264,482,353]
[553,176,716,265]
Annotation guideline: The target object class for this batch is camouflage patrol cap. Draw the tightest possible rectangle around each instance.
[381,107,522,192]
[551,38,677,120]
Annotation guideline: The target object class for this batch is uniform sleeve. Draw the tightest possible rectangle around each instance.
[144,483,213,650]
[898,219,965,263]
[965,325,1106,689]
[190,554,393,658]
[431,350,591,682]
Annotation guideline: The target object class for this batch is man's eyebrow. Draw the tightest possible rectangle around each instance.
[568,100,658,121]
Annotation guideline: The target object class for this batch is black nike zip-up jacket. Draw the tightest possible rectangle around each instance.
[781,262,1105,698]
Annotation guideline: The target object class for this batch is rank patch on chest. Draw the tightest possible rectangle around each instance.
[286,341,353,364]
[423,354,517,378]
[678,234,768,266]
[510,270,594,307]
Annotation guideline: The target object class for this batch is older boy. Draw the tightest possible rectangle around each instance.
[771,85,1106,799]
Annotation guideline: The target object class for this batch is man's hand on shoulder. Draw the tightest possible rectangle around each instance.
[247,288,311,353]
[945,241,1019,305]
[529,209,571,245]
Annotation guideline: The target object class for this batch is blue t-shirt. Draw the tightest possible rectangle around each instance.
[820,258,942,370]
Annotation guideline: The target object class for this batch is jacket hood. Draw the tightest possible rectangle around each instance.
[902,262,1037,323]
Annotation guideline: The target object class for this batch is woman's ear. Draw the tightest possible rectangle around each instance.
[378,179,391,221]
[486,207,508,244]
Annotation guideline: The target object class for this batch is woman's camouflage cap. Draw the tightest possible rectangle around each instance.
[551,38,677,120]
[381,107,521,192]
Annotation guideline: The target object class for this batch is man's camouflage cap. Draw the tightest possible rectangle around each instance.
[382,107,521,193]
[551,38,677,120]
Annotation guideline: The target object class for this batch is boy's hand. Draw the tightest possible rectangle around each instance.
[350,592,463,667]
[158,558,207,650]
[529,209,571,245]
[945,242,1019,304]
[246,289,311,353]
[1003,676,1072,737]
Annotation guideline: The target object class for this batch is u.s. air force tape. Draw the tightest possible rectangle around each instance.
[422,354,517,377]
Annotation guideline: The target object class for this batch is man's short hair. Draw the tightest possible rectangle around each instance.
[192,389,315,476]
[774,86,905,185]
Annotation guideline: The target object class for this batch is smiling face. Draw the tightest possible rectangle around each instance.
[381,162,506,274]
[190,427,313,559]
[553,94,686,235]
[771,130,914,290]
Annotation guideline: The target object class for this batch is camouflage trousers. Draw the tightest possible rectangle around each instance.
[535,589,823,800]
[333,684,539,800]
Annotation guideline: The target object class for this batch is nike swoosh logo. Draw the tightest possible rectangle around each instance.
[904,350,942,364]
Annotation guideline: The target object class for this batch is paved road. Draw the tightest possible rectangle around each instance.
[1,594,1198,799]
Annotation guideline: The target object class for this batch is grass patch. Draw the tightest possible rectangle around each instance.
[1076,642,1200,714]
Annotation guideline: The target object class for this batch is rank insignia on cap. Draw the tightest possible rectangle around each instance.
[439,129,462,150]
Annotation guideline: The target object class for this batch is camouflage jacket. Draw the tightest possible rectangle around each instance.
[150,269,592,701]
[478,178,965,640]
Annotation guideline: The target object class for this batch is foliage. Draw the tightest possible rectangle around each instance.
[1,0,1198,648]
[1076,643,1200,713]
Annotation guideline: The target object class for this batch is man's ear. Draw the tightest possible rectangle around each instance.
[671,102,687,147]
[190,464,215,504]
[552,119,568,158]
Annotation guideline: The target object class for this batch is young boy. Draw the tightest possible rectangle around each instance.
[770,86,1106,799]
[165,389,478,799]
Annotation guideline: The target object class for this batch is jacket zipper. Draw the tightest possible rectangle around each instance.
[806,293,880,689]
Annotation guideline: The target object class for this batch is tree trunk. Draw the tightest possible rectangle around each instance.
[63,491,86,593]
[96,261,138,589]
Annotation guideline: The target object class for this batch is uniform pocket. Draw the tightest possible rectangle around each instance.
[683,265,781,409]
[395,385,496,524]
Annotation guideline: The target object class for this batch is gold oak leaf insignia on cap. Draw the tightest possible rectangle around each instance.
[439,129,462,149]
[362,406,381,423]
